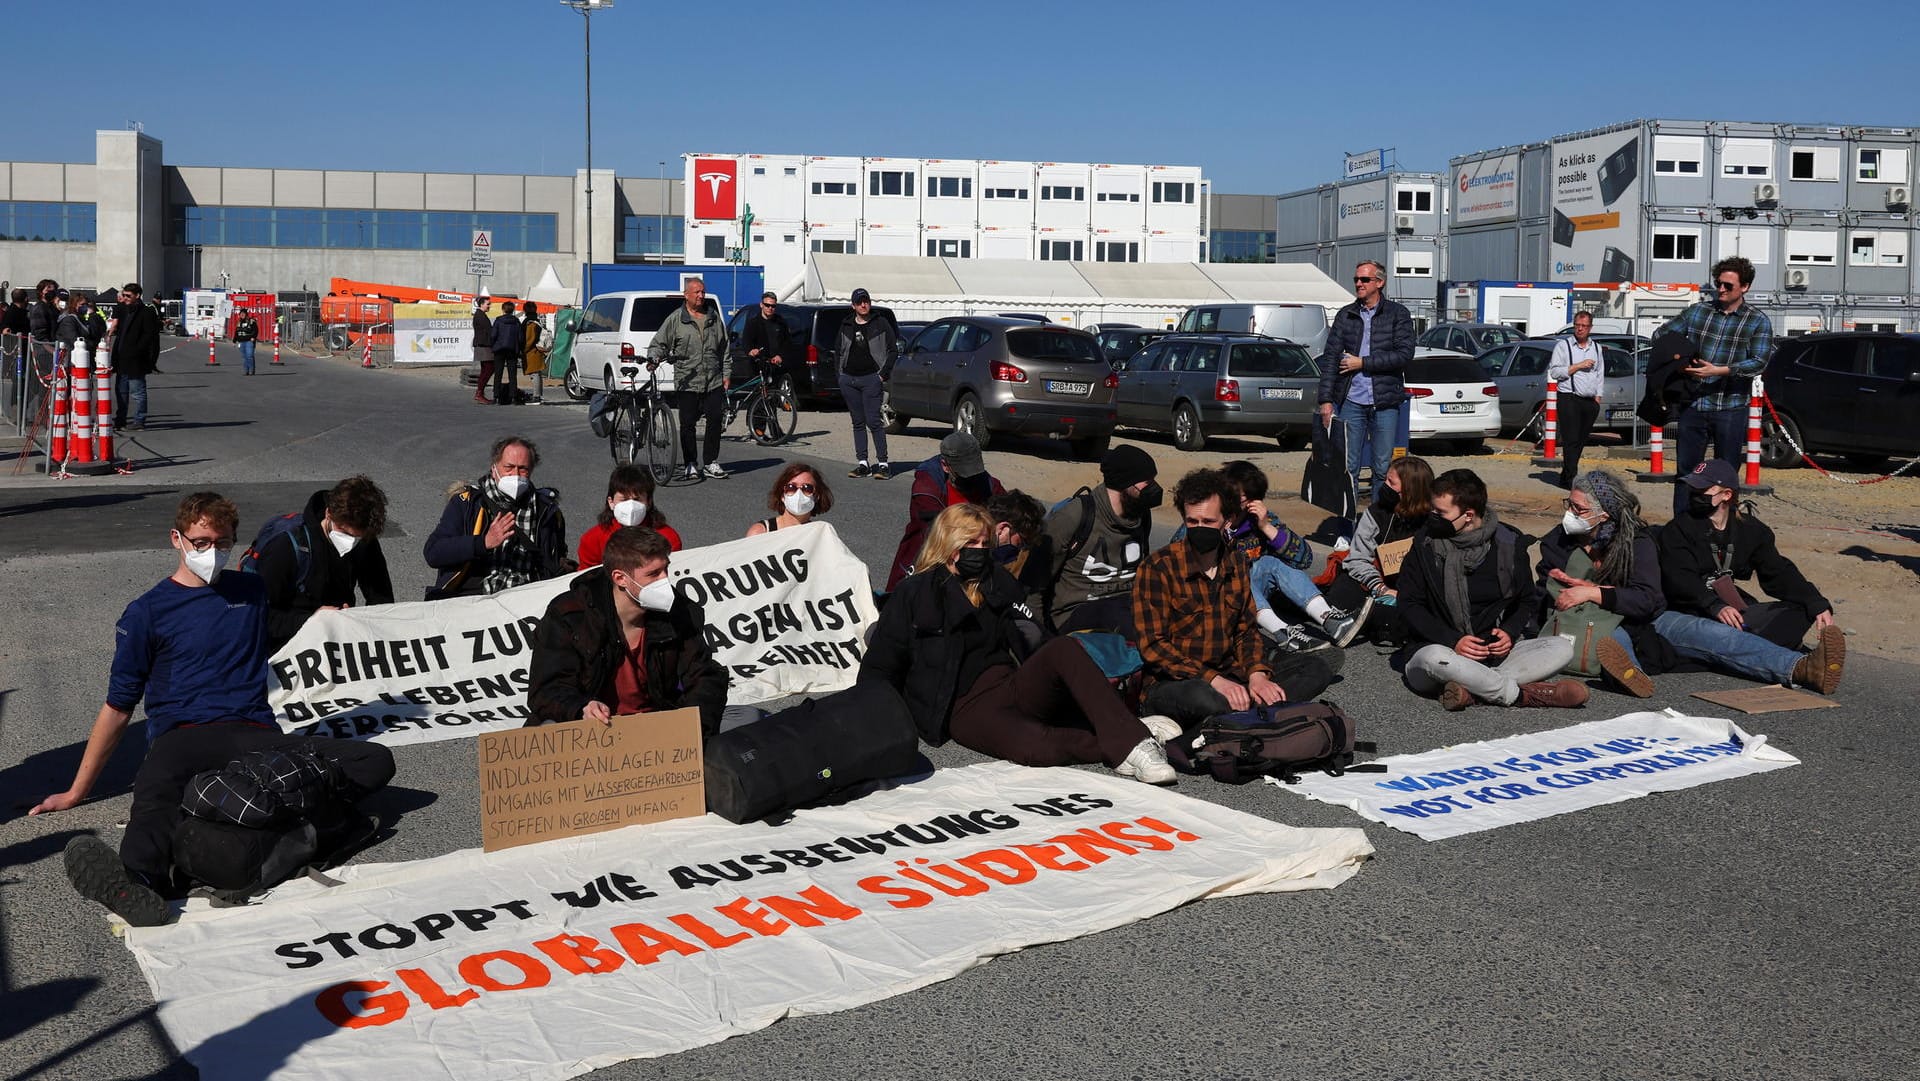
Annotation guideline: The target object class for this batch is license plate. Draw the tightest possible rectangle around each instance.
[1046,380,1092,395]
[1260,387,1304,400]
[1439,403,1477,414]
[1608,408,1634,420]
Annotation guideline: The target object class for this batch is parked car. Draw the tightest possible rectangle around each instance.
[1418,322,1523,357]
[1477,338,1643,435]
[894,321,932,360]
[1094,327,1168,366]
[883,315,1116,459]
[568,291,698,396]
[1173,303,1332,355]
[723,301,900,404]
[1404,350,1501,451]
[1759,332,1920,469]
[1112,333,1319,452]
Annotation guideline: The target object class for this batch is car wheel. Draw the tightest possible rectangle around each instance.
[882,397,909,434]
[1069,431,1110,461]
[953,393,991,451]
[563,365,589,402]
[1172,403,1205,452]
[1758,412,1803,470]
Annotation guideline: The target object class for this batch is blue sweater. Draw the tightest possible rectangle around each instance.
[108,574,275,741]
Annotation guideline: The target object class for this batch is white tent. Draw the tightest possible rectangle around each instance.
[522,264,576,308]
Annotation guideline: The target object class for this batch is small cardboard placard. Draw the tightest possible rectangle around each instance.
[1690,686,1842,715]
[1375,537,1413,577]
[477,708,705,852]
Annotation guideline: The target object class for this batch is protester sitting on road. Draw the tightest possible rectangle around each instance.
[423,435,570,598]
[1533,471,1666,697]
[1338,454,1434,647]
[984,489,1049,596]
[29,492,395,926]
[527,526,736,739]
[748,461,833,536]
[578,464,680,570]
[255,475,396,653]
[1035,444,1160,636]
[1186,459,1368,654]
[1396,468,1586,710]
[883,431,1005,591]
[861,504,1178,784]
[1132,468,1338,730]
[1636,459,1846,695]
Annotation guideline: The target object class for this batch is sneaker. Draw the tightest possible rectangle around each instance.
[1792,624,1846,695]
[1266,623,1333,655]
[1116,738,1176,785]
[1438,681,1474,712]
[871,463,891,480]
[675,465,701,482]
[1518,679,1591,708]
[64,835,170,927]
[1597,636,1655,698]
[848,462,871,479]
[1139,714,1183,744]
[702,463,729,480]
[1319,596,1374,648]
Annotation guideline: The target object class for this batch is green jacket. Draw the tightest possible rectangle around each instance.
[648,301,728,394]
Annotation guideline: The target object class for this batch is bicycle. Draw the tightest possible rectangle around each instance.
[604,361,678,483]
[722,362,801,446]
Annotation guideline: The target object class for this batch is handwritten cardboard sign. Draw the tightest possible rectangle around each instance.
[477,708,705,852]
[1375,537,1413,577]
[1690,686,1842,715]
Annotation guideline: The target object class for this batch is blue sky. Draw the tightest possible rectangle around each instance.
[13,0,1918,194]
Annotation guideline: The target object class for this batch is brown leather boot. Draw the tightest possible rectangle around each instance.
[1597,637,1655,698]
[1438,681,1474,712]
[1518,679,1591,708]
[1791,624,1846,695]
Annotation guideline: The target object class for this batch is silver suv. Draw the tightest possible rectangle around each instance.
[883,316,1117,460]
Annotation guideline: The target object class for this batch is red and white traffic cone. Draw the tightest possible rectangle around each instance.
[1541,383,1559,460]
[1649,424,1666,474]
[1744,378,1765,488]
[272,326,283,365]
[95,345,114,462]
[207,330,218,366]
[361,332,374,369]
[49,348,70,463]
[70,342,95,464]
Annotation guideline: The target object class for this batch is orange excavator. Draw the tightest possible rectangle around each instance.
[321,277,525,351]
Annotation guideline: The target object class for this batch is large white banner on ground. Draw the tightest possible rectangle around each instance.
[122,763,1373,1081]
[1272,711,1797,841]
[269,523,877,746]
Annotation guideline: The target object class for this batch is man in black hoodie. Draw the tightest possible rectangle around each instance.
[110,283,162,430]
[253,476,396,652]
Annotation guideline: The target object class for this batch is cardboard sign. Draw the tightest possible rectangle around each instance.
[477,709,705,852]
[1375,537,1413,577]
[1690,686,1842,715]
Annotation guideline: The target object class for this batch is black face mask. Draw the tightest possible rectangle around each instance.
[1428,512,1459,537]
[1375,486,1401,513]
[1122,482,1163,518]
[954,547,992,581]
[1184,525,1224,558]
[1686,491,1719,518]
[990,543,1022,565]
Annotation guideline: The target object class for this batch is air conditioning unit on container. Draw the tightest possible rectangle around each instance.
[1886,186,1911,211]
[1753,183,1779,207]
[1784,268,1810,290]
[1395,215,1414,235]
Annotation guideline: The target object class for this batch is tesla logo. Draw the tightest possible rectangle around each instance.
[692,159,737,220]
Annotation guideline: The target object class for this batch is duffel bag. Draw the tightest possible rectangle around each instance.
[1164,700,1384,785]
[704,680,924,824]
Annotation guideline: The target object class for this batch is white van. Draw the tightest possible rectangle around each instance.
[1173,303,1332,356]
[569,291,710,395]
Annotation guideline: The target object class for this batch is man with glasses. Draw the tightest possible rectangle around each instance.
[424,435,570,599]
[1317,260,1415,501]
[1655,256,1772,516]
[109,282,161,430]
[741,290,793,384]
[31,492,395,925]
[1548,311,1605,489]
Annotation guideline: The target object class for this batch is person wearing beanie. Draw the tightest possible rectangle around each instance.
[1032,443,1162,636]
[883,430,1005,592]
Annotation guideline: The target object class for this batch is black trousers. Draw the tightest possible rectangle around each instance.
[493,350,519,404]
[673,387,725,466]
[1141,651,1337,729]
[1557,394,1601,487]
[122,721,395,892]
[1055,593,1137,639]
[947,639,1149,768]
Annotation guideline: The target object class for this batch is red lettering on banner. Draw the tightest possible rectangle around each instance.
[1136,816,1203,843]
[398,967,479,1010]
[1047,828,1138,865]
[716,897,791,937]
[458,951,552,993]
[1013,842,1090,872]
[956,849,1038,886]
[856,875,932,908]
[532,933,628,976]
[667,913,752,950]
[610,921,705,965]
[759,886,864,927]
[1099,822,1173,852]
[316,980,410,1029]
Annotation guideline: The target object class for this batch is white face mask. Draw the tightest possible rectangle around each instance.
[637,578,676,612]
[612,499,647,527]
[496,474,528,501]
[782,491,816,517]
[328,529,359,556]
[180,541,225,584]
[1561,509,1595,536]
[56,299,68,310]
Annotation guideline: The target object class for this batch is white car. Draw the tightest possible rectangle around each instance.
[1405,347,1501,451]
[567,291,702,397]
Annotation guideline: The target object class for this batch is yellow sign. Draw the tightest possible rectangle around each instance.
[1569,212,1621,233]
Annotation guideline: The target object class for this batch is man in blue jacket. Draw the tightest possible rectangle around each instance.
[1317,260,1415,501]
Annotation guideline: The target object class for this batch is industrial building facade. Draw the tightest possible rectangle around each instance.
[1272,170,1447,325]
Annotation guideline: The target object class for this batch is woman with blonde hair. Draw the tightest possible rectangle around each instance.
[860,504,1176,783]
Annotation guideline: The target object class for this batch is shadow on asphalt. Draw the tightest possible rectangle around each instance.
[1840,543,1920,578]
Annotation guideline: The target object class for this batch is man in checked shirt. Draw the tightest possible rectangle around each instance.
[1131,468,1336,732]
[1657,256,1773,516]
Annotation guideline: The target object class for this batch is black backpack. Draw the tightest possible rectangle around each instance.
[240,513,313,590]
[704,681,924,824]
[1164,701,1385,785]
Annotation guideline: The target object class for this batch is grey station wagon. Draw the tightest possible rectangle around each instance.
[1113,333,1319,451]
[883,316,1117,460]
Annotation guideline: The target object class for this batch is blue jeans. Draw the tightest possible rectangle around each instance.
[1339,399,1400,500]
[238,340,256,373]
[116,372,147,426]
[1673,405,1745,514]
[1249,555,1322,615]
[1621,611,1801,685]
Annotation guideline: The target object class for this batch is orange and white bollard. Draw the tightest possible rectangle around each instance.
[272,325,283,365]
[207,330,218,366]
[361,332,374,369]
[95,345,114,461]
[1744,376,1765,487]
[1541,383,1559,459]
[1648,424,1666,474]
[49,347,70,463]
[69,342,95,464]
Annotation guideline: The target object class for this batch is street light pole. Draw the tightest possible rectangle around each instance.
[658,159,666,264]
[562,0,613,305]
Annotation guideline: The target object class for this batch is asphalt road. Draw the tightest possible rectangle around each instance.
[2,347,1915,1080]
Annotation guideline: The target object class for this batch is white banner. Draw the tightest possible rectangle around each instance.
[1273,711,1798,841]
[393,302,474,365]
[122,762,1373,1081]
[270,523,877,745]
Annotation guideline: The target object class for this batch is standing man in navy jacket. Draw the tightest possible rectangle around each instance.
[1317,260,1415,501]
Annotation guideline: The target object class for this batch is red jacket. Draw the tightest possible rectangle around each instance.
[884,456,1004,591]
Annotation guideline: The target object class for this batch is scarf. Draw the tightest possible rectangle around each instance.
[1435,509,1501,636]
[478,475,543,594]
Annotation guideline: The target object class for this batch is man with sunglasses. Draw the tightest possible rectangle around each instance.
[1317,260,1415,501]
[1655,256,1772,516]
[741,291,793,379]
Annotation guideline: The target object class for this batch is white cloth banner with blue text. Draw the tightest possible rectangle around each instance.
[1271,711,1798,841]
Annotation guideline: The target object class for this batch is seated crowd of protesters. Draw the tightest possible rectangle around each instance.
[31,430,1850,928]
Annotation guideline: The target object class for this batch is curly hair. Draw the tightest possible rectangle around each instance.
[1571,470,1646,586]
[325,475,387,536]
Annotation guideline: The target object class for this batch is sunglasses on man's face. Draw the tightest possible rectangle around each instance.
[1354,276,1380,284]
[1715,281,1738,292]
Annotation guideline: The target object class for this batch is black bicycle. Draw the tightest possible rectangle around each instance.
[605,361,678,482]
[724,363,801,446]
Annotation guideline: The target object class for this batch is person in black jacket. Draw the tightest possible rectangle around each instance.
[859,503,1177,783]
[741,291,794,380]
[110,283,161,430]
[234,308,260,375]
[1397,469,1585,710]
[1316,260,1415,500]
[525,526,730,739]
[490,301,522,406]
[836,288,898,479]
[471,296,494,404]
[1534,470,1668,698]
[256,476,396,652]
[422,435,570,598]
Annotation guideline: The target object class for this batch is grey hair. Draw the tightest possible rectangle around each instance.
[1355,259,1387,281]
[1572,470,1644,586]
